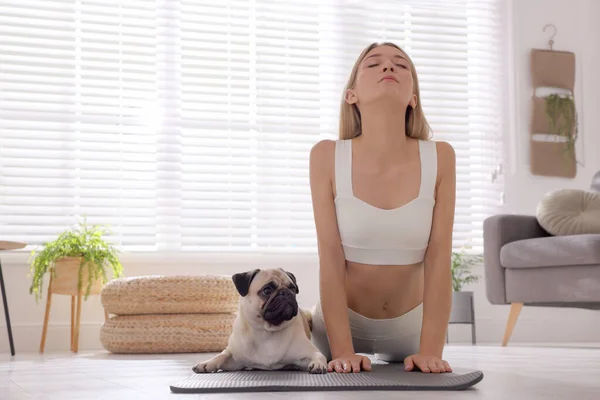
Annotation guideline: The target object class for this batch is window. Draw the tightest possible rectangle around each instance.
[0,0,507,254]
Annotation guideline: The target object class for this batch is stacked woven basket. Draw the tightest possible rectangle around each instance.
[100,275,239,354]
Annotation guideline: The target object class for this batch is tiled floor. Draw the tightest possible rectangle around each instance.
[1,344,599,400]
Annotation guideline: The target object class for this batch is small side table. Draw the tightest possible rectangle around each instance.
[0,241,27,356]
[446,290,476,345]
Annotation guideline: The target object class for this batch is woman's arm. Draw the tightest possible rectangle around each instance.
[420,140,456,359]
[309,140,354,359]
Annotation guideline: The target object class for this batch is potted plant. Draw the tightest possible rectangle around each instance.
[544,93,578,162]
[449,249,482,326]
[28,216,124,302]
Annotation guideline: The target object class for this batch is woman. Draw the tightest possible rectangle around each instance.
[309,42,456,374]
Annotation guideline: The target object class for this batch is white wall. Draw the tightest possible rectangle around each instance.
[503,0,600,215]
[2,0,600,355]
[496,0,600,345]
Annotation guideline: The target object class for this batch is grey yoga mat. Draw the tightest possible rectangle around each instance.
[170,360,483,393]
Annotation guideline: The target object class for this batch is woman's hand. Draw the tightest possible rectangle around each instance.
[404,353,452,373]
[328,352,372,373]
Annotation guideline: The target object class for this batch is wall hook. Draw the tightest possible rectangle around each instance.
[543,24,557,50]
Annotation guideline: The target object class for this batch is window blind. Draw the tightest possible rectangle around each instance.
[0,0,506,254]
[0,0,160,250]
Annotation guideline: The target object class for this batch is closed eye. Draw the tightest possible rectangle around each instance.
[368,63,407,69]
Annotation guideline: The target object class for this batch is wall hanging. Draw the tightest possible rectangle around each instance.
[529,24,578,178]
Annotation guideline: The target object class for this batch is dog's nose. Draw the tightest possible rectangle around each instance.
[278,289,292,297]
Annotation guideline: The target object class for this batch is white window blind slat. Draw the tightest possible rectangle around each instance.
[1,0,506,253]
[1,0,159,250]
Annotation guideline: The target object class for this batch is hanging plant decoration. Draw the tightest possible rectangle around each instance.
[544,93,578,162]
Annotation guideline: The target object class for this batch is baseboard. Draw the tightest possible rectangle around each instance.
[445,316,600,345]
[0,323,104,353]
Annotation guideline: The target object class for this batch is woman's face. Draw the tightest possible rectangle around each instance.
[346,45,417,110]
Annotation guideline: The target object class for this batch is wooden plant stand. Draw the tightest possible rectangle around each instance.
[39,257,108,353]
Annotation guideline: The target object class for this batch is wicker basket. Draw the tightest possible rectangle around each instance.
[51,257,104,296]
[101,275,239,316]
[100,313,237,354]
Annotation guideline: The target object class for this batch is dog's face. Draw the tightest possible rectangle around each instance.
[232,268,299,332]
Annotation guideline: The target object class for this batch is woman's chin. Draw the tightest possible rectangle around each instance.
[362,93,409,108]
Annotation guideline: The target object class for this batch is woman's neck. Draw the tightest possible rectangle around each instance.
[354,103,410,162]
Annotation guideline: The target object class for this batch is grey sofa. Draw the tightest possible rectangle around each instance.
[483,170,600,346]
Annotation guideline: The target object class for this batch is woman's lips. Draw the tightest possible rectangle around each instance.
[380,75,398,83]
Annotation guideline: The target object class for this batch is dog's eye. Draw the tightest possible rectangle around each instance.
[289,285,297,292]
[262,287,273,296]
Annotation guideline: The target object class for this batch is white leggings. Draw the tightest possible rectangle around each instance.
[310,300,423,362]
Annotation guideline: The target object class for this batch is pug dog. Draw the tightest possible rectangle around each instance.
[192,268,328,374]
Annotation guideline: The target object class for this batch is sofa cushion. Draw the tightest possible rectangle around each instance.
[500,234,600,268]
[536,189,600,236]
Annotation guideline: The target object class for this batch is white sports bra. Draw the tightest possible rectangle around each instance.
[334,139,437,265]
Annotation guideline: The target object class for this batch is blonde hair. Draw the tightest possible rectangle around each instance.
[339,42,432,141]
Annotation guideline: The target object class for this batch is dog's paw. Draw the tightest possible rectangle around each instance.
[192,360,220,373]
[308,359,328,374]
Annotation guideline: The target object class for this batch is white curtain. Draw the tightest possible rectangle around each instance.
[0,0,507,254]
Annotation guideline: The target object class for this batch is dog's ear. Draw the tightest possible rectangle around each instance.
[282,269,299,294]
[232,269,261,297]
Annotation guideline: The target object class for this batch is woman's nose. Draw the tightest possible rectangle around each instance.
[383,63,395,73]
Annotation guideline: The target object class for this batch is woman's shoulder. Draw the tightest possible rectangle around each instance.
[427,140,456,183]
[309,139,337,173]
[419,138,454,159]
[309,139,337,195]
[310,139,337,162]
[311,138,337,153]
[432,140,455,164]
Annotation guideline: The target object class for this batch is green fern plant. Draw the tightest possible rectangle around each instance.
[545,93,578,161]
[28,216,124,302]
[451,250,482,292]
